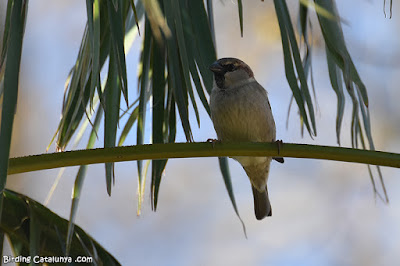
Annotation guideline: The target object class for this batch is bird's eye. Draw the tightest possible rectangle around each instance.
[225,64,236,72]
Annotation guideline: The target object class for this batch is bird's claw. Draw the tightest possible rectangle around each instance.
[207,138,220,148]
[275,139,283,155]
[273,140,284,163]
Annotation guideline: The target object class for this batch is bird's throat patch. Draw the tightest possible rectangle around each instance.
[215,74,225,89]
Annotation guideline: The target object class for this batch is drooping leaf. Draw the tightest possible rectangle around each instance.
[311,0,387,200]
[28,199,41,260]
[2,190,120,265]
[173,0,200,126]
[104,48,121,195]
[107,0,129,106]
[136,19,152,210]
[315,0,368,106]
[0,0,28,222]
[188,0,217,93]
[218,157,247,237]
[0,231,4,259]
[299,0,336,20]
[56,31,93,150]
[237,0,244,37]
[55,0,137,150]
[86,0,101,109]
[383,0,393,18]
[206,0,216,47]
[129,0,141,35]
[0,0,12,71]
[150,38,167,211]
[274,0,314,137]
[66,106,103,255]
[164,0,193,142]
[326,47,345,145]
[118,105,139,146]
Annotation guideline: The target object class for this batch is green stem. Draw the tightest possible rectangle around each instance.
[8,142,400,175]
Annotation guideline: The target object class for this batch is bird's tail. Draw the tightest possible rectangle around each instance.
[251,186,272,220]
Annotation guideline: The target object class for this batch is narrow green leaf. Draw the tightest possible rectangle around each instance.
[66,165,88,255]
[141,0,171,42]
[107,0,129,106]
[0,231,4,259]
[129,0,141,35]
[188,0,217,93]
[119,97,139,119]
[104,48,121,196]
[57,31,90,150]
[3,190,121,264]
[375,165,388,202]
[356,123,388,202]
[66,106,103,255]
[383,0,393,18]
[137,20,152,203]
[170,0,197,135]
[0,0,13,64]
[356,89,388,202]
[274,0,312,136]
[206,0,216,46]
[164,0,193,142]
[187,82,201,126]
[132,159,148,214]
[326,47,345,145]
[187,54,211,116]
[357,90,373,149]
[277,1,317,135]
[193,68,211,116]
[125,1,145,53]
[298,3,313,87]
[151,41,165,144]
[315,0,368,106]
[344,79,359,147]
[298,2,308,39]
[150,38,167,211]
[118,105,139,146]
[237,0,244,37]
[29,201,41,262]
[86,0,101,109]
[299,0,336,20]
[167,57,193,141]
[151,88,175,209]
[166,89,177,143]
[218,157,247,237]
[75,233,95,260]
[72,98,100,148]
[0,0,27,222]
[151,159,167,210]
[174,0,200,126]
[54,0,136,151]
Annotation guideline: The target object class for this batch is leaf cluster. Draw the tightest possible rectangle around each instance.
[0,0,392,261]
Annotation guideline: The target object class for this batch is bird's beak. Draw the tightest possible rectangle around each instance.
[209,62,224,74]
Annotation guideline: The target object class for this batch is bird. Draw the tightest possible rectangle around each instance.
[209,57,283,220]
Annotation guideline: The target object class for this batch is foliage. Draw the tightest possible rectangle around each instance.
[2,189,120,265]
[0,0,392,261]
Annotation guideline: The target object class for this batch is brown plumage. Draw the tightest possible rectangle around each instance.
[209,58,282,220]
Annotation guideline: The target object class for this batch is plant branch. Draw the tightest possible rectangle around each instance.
[7,142,400,175]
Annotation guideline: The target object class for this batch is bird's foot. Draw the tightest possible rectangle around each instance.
[273,140,284,163]
[207,138,220,148]
[275,139,283,154]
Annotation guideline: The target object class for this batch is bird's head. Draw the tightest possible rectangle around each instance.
[209,58,254,90]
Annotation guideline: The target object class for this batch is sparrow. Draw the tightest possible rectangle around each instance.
[209,57,283,220]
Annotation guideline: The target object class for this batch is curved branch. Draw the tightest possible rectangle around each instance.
[8,142,400,175]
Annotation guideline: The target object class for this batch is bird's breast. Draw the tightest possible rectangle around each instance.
[210,82,276,143]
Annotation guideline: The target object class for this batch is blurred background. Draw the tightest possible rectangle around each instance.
[2,0,400,265]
